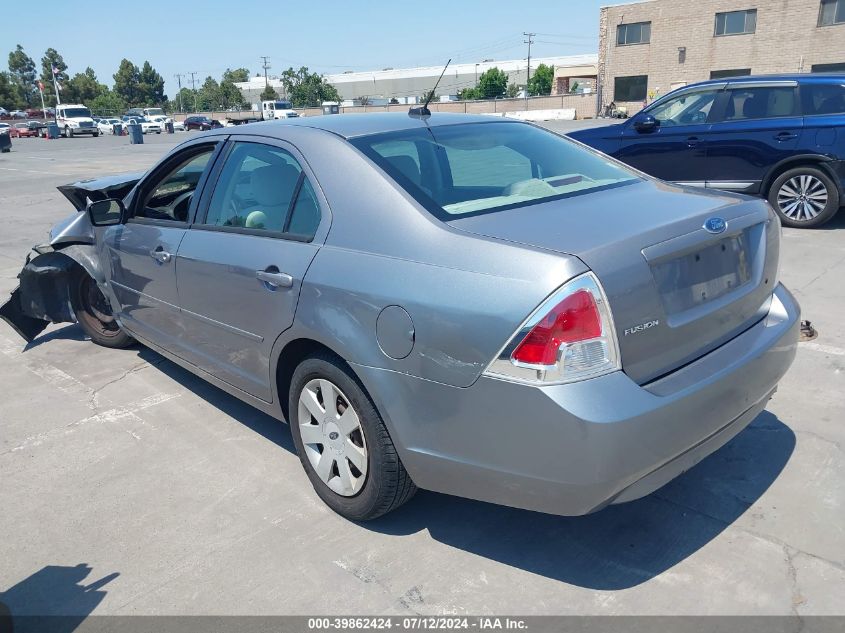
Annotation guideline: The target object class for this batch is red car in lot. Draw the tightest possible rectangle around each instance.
[9,122,39,138]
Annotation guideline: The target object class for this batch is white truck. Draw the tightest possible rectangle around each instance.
[252,100,299,120]
[55,104,99,138]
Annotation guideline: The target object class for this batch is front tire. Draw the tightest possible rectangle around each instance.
[64,126,72,138]
[72,273,133,348]
[768,166,840,228]
[289,353,416,520]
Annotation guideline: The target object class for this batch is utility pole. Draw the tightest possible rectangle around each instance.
[523,32,536,87]
[260,56,271,92]
[188,71,198,112]
[174,73,184,113]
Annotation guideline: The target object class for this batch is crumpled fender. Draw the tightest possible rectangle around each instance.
[0,244,103,343]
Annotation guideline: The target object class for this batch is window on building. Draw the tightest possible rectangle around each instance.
[714,9,757,35]
[801,82,845,115]
[721,86,797,121]
[811,62,845,72]
[819,0,845,26]
[614,75,648,102]
[616,21,651,45]
[710,68,752,79]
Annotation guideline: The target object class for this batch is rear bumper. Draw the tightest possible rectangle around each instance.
[353,283,800,516]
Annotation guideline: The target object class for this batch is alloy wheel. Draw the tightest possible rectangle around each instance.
[297,378,368,497]
[777,175,828,222]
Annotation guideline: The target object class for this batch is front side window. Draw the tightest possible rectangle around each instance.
[647,89,720,126]
[801,82,845,115]
[351,122,639,219]
[722,86,797,120]
[715,9,757,35]
[137,146,215,222]
[202,142,320,238]
[614,75,649,101]
[616,21,651,45]
[819,0,845,25]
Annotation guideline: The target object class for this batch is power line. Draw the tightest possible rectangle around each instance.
[260,56,271,88]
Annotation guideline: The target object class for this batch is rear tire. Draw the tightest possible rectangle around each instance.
[72,273,133,348]
[768,166,840,228]
[289,353,416,520]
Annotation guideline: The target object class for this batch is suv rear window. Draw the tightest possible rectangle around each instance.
[351,122,638,219]
[801,81,845,115]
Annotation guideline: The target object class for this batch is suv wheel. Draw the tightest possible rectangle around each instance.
[768,166,840,228]
[289,353,416,520]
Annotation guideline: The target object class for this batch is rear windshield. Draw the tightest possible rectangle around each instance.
[351,122,638,218]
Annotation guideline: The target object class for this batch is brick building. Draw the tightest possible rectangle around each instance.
[598,0,845,115]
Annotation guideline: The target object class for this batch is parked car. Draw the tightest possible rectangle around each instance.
[0,114,799,521]
[0,123,10,134]
[123,117,161,134]
[9,122,38,138]
[97,118,123,134]
[171,120,185,131]
[10,110,27,119]
[184,115,222,131]
[569,74,845,228]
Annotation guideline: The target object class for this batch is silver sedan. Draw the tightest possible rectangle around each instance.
[0,114,799,520]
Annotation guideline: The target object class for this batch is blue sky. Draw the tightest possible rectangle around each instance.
[8,0,606,95]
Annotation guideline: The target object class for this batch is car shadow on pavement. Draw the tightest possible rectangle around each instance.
[134,347,297,455]
[0,564,118,633]
[366,411,795,591]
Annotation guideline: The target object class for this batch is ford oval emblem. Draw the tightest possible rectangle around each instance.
[703,217,727,234]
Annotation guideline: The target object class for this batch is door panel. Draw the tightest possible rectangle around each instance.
[705,84,802,191]
[174,139,325,401]
[619,87,721,182]
[103,143,220,349]
[175,231,319,400]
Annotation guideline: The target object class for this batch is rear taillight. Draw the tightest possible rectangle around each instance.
[484,272,620,385]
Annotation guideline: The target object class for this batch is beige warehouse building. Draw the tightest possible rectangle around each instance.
[598,0,845,114]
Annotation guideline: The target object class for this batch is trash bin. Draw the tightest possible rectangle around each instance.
[0,133,11,153]
[127,123,143,144]
[46,122,60,139]
[112,123,122,136]
[165,121,174,134]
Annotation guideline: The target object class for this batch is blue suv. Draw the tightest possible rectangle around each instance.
[569,74,845,228]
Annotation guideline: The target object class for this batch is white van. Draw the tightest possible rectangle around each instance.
[55,104,99,138]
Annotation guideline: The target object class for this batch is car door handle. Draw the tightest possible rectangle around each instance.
[149,248,172,263]
[774,132,798,141]
[256,269,294,289]
[686,136,701,148]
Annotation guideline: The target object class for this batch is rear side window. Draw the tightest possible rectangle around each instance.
[202,141,320,239]
[801,82,845,115]
[722,87,797,120]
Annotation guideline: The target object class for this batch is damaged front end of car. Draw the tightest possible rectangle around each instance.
[0,172,142,343]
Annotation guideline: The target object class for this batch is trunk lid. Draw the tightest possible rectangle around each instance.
[450,180,779,384]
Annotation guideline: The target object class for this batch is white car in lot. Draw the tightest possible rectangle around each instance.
[124,117,162,134]
[97,118,123,134]
[0,123,10,134]
[171,120,185,131]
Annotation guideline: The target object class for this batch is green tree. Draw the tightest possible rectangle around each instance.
[260,84,279,101]
[280,66,340,107]
[138,61,166,105]
[8,45,37,107]
[88,90,127,117]
[222,68,250,84]
[0,71,25,110]
[39,48,68,106]
[113,58,140,105]
[220,68,250,109]
[506,83,520,98]
[197,76,220,111]
[477,67,508,99]
[457,87,479,100]
[168,87,195,113]
[526,63,553,96]
[65,67,106,104]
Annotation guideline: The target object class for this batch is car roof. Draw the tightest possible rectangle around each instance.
[679,73,845,89]
[227,112,514,140]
